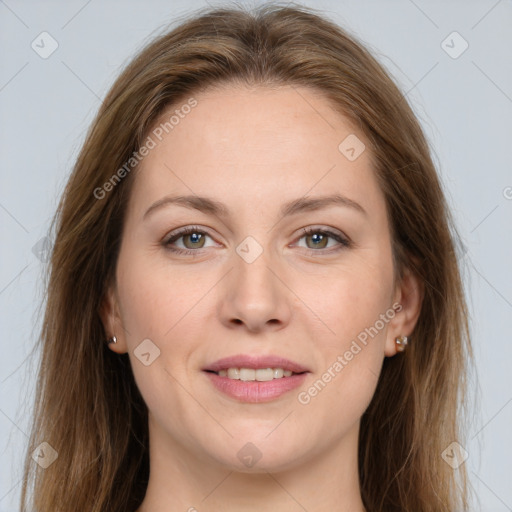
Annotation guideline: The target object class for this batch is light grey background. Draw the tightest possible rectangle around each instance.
[1,0,511,510]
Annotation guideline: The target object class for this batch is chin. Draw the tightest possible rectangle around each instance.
[204,439,308,474]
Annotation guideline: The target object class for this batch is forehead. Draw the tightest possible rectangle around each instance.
[130,84,384,221]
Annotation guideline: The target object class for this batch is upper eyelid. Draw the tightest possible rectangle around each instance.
[165,225,213,241]
[165,225,345,238]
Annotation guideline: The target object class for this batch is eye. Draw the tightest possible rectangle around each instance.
[294,227,351,253]
[162,225,351,257]
[163,226,215,256]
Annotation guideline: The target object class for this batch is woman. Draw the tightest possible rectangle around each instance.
[20,3,474,511]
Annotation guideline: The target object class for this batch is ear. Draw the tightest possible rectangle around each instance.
[384,264,424,357]
[99,282,128,354]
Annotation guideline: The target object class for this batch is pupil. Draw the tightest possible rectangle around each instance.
[190,233,201,244]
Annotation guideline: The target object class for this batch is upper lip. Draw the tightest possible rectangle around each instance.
[203,354,310,373]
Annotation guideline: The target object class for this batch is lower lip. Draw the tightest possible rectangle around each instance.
[204,371,308,403]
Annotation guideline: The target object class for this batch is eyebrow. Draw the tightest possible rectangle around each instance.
[143,193,367,221]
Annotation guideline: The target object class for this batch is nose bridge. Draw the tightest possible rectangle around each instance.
[219,233,291,331]
[233,234,278,303]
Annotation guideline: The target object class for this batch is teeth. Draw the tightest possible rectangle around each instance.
[227,368,240,379]
[273,368,284,378]
[216,367,297,381]
[240,368,256,381]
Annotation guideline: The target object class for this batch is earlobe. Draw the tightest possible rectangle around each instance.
[385,265,424,357]
[99,285,127,353]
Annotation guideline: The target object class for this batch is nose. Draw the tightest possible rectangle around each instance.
[218,246,292,334]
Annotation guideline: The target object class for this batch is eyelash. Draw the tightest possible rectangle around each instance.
[162,225,351,257]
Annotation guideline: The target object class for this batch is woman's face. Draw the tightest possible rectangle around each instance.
[103,84,419,473]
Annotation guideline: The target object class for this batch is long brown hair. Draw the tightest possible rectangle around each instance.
[20,3,474,510]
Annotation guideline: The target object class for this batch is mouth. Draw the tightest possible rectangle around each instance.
[202,354,310,403]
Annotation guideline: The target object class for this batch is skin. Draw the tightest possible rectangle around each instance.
[101,84,422,512]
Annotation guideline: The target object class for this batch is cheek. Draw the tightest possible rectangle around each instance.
[115,260,208,435]
[290,256,393,414]
[294,279,391,443]
[115,249,203,392]
[294,256,394,351]
[116,244,210,342]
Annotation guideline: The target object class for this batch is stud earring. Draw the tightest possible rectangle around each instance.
[106,335,117,345]
[395,335,408,352]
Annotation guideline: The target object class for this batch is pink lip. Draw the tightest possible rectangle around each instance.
[205,372,308,403]
[202,354,310,403]
[203,354,310,373]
